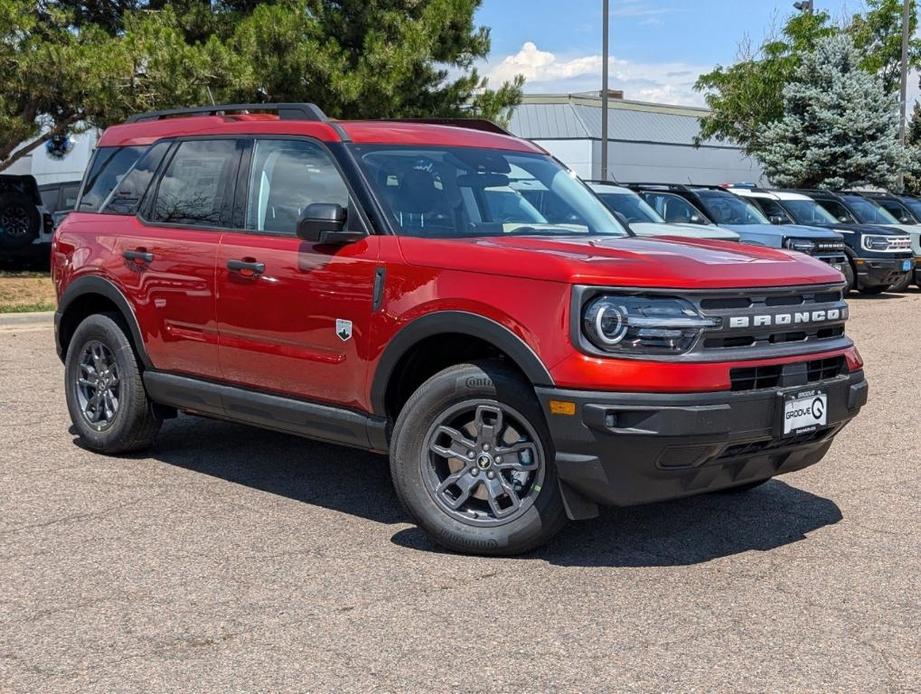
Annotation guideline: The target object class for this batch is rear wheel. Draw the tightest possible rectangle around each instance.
[64,313,161,453]
[389,361,567,555]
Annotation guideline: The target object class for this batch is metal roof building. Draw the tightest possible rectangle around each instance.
[508,93,765,186]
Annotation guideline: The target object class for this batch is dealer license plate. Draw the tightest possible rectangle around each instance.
[782,389,827,436]
[902,259,913,272]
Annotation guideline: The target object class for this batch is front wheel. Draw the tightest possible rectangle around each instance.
[888,272,912,293]
[389,361,567,555]
[840,261,856,292]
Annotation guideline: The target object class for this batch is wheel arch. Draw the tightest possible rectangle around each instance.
[370,311,554,419]
[56,275,151,368]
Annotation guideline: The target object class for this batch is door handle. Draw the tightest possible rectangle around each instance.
[227,258,265,276]
[123,248,154,264]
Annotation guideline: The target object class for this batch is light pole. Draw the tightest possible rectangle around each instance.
[900,0,911,147]
[601,0,610,181]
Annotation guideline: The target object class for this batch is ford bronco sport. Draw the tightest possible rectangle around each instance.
[53,104,868,555]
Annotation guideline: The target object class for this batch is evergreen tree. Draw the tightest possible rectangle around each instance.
[0,0,523,172]
[758,34,915,189]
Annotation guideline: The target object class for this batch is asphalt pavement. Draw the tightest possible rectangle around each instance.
[1,292,919,692]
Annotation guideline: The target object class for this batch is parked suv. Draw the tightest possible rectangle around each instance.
[727,187,914,293]
[0,174,54,259]
[625,183,849,272]
[786,189,914,294]
[585,181,740,241]
[53,104,868,555]
[847,191,920,289]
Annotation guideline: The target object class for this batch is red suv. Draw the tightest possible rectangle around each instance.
[53,104,868,555]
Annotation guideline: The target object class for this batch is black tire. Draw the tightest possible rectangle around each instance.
[888,271,912,293]
[64,313,161,453]
[858,284,889,295]
[717,479,770,494]
[0,193,40,251]
[840,261,856,292]
[389,361,568,555]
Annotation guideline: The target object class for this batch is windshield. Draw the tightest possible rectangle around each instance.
[595,191,664,223]
[780,200,839,225]
[695,191,771,225]
[350,145,627,238]
[900,196,921,219]
[842,196,899,224]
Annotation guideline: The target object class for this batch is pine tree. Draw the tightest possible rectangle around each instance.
[758,34,915,189]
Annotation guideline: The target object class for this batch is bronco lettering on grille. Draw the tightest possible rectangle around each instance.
[727,308,846,329]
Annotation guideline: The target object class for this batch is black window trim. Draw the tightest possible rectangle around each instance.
[228,134,372,239]
[76,145,147,213]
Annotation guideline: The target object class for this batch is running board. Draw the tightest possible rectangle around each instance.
[143,371,389,453]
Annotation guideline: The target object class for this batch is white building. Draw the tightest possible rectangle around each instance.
[3,130,100,186]
[508,92,765,186]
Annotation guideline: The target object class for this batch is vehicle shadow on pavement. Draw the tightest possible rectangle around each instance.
[103,416,843,565]
[105,416,405,526]
[392,481,843,567]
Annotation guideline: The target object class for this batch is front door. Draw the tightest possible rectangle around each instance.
[215,138,379,409]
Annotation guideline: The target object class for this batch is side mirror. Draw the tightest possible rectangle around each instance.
[689,214,702,224]
[769,214,785,225]
[296,203,363,244]
[838,216,849,223]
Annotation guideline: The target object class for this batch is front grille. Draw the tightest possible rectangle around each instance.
[690,283,849,357]
[730,356,846,392]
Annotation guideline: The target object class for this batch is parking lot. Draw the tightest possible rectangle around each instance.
[1,291,919,692]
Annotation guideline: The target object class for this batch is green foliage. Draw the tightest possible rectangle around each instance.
[0,0,523,171]
[695,1,921,157]
[850,0,921,94]
[694,10,835,154]
[758,34,915,189]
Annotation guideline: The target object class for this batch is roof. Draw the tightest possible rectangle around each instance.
[97,115,542,153]
[730,188,812,201]
[508,94,727,148]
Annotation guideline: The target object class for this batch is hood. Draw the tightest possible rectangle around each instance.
[629,222,740,241]
[804,221,909,236]
[721,223,843,240]
[396,234,845,289]
[872,223,920,238]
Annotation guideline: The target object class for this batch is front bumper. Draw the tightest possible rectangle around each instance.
[536,370,867,516]
[855,256,912,288]
[814,252,848,269]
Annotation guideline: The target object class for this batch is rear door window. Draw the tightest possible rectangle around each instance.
[78,146,146,212]
[151,139,242,227]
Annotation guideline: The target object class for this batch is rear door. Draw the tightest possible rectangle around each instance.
[110,138,244,379]
[215,137,379,409]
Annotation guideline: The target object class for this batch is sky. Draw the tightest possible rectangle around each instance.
[473,0,920,107]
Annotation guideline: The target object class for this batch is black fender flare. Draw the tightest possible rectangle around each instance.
[369,310,554,415]
[55,275,151,368]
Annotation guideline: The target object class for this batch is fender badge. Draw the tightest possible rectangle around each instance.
[336,319,353,342]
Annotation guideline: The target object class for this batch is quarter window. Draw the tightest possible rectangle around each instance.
[78,146,146,212]
[152,140,240,226]
[102,141,171,216]
[245,139,350,234]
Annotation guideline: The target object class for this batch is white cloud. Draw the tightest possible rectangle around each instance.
[483,41,712,107]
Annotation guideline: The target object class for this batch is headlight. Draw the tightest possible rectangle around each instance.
[783,238,816,253]
[582,295,719,355]
[861,234,910,252]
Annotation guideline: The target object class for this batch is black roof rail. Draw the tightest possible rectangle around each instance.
[620,182,693,192]
[125,103,328,123]
[387,118,511,135]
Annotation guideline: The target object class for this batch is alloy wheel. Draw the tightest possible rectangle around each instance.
[0,205,31,237]
[75,340,121,431]
[422,400,545,526]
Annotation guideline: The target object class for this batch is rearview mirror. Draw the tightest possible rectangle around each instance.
[296,203,363,244]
